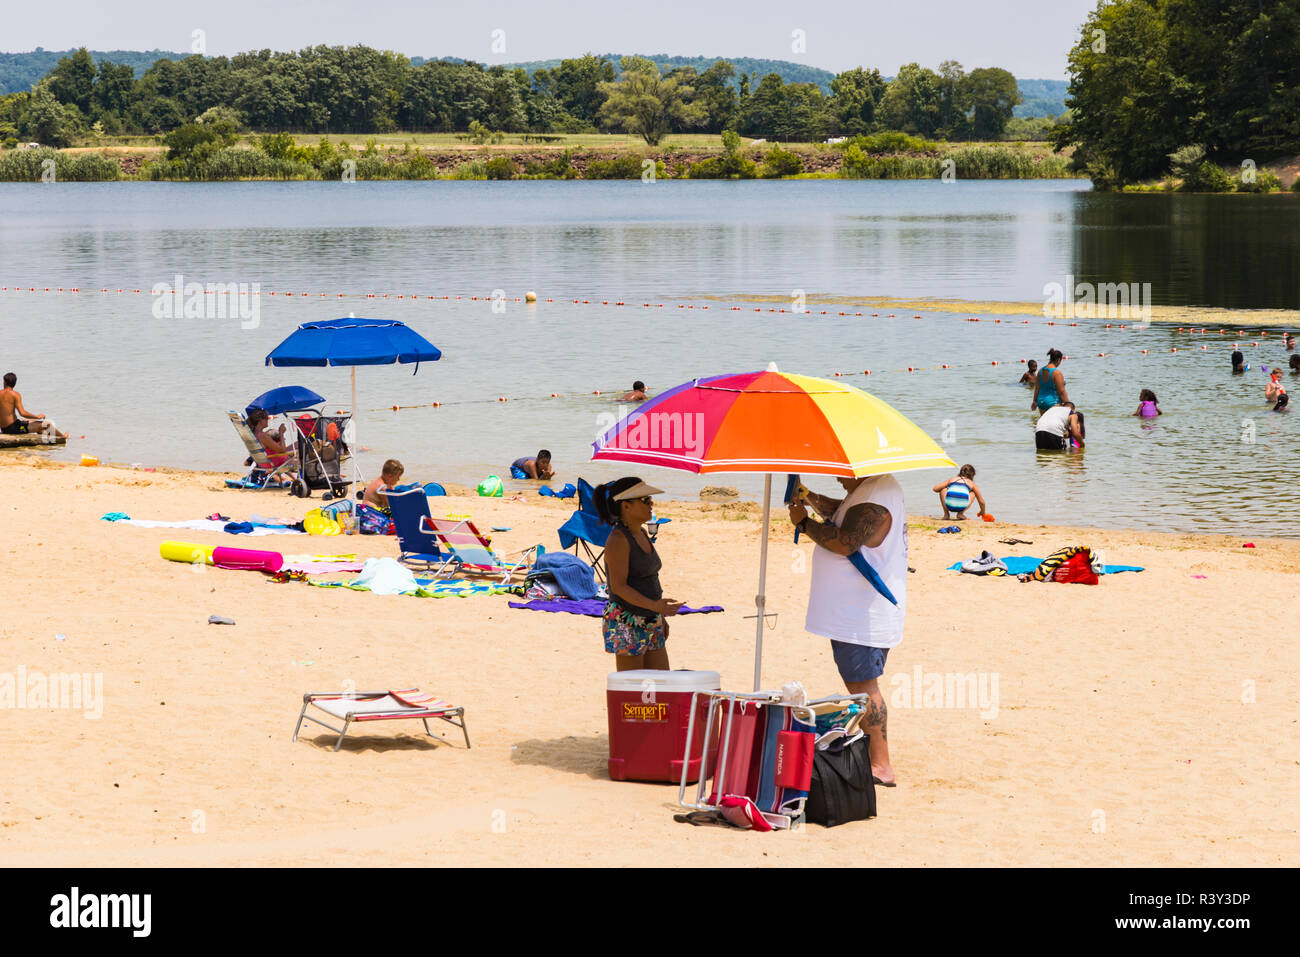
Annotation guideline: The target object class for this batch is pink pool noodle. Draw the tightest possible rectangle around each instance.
[211,546,284,572]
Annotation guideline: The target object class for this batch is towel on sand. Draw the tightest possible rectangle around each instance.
[509,598,723,617]
[104,517,304,536]
[946,556,1144,575]
[527,551,598,600]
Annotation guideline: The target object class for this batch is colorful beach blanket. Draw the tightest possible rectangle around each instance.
[508,598,724,617]
[945,556,1144,575]
[306,558,513,598]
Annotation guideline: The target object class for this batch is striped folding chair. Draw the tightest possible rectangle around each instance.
[292,689,470,752]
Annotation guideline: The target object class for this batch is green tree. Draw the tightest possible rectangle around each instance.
[19,82,82,146]
[966,67,1021,139]
[830,67,887,134]
[597,56,700,145]
[47,47,97,114]
[877,63,943,137]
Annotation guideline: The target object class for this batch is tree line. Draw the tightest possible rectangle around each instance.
[1052,0,1300,188]
[0,46,1025,147]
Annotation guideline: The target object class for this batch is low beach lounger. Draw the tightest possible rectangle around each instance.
[423,517,538,583]
[226,411,294,489]
[292,689,470,752]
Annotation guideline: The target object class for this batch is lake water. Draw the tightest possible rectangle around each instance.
[2,180,1298,535]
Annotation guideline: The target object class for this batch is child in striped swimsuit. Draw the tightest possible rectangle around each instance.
[933,464,987,520]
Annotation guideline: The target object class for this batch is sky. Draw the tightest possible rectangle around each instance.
[4,0,1099,79]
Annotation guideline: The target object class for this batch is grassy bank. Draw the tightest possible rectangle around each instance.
[1,135,1083,183]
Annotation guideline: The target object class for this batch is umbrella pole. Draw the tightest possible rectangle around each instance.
[753,473,772,691]
[350,366,361,485]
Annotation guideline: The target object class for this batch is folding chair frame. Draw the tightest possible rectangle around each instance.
[292,691,471,752]
[422,516,539,584]
[677,690,872,828]
[227,411,295,490]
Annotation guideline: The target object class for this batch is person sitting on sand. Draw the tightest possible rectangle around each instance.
[363,459,404,514]
[619,380,648,402]
[511,450,554,480]
[1031,349,1069,413]
[247,408,296,468]
[1019,360,1038,386]
[1133,388,1162,417]
[933,464,987,521]
[1034,401,1084,451]
[596,477,682,672]
[0,372,66,437]
[1232,350,1246,374]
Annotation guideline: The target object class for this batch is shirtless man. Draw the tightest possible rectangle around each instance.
[1,372,66,437]
[619,380,648,402]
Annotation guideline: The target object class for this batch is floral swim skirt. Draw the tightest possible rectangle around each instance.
[602,601,667,656]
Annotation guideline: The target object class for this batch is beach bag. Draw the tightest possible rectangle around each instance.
[1053,551,1099,585]
[805,736,876,827]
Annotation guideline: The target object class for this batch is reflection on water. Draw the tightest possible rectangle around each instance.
[1,180,1297,536]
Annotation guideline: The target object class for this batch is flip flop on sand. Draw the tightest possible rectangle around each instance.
[673,810,744,828]
[998,537,1033,545]
[872,776,897,788]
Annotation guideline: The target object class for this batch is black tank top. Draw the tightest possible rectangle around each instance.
[611,524,663,617]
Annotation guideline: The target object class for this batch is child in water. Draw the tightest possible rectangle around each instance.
[1019,360,1038,386]
[1133,389,1162,417]
[933,464,987,520]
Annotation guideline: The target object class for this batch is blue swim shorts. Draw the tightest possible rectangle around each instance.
[510,466,528,480]
[830,641,890,685]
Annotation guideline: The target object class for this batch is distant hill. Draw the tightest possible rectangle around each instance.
[1014,78,1068,118]
[1,49,1069,116]
[0,48,186,95]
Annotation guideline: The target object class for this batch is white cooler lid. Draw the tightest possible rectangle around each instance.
[607,669,721,693]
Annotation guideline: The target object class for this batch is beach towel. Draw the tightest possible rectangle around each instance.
[308,561,514,599]
[527,551,599,600]
[945,556,1144,575]
[104,517,305,536]
[507,598,723,616]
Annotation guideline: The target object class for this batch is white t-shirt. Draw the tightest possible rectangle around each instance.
[1036,405,1070,436]
[805,474,908,648]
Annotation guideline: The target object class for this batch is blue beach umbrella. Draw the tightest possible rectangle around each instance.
[245,385,325,418]
[265,317,441,461]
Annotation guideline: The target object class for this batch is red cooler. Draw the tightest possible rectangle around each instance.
[607,670,720,783]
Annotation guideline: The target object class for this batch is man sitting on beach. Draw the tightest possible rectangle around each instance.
[0,372,65,437]
[619,381,648,402]
[787,473,907,788]
[363,459,404,514]
[511,450,554,480]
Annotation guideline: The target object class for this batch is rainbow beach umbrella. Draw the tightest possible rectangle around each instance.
[592,364,955,689]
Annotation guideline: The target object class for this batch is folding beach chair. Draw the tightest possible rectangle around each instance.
[386,486,455,573]
[292,689,470,752]
[557,478,670,583]
[225,411,293,489]
[423,517,539,584]
[679,691,868,829]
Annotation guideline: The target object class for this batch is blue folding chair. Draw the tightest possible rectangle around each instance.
[556,478,670,583]
[386,487,454,574]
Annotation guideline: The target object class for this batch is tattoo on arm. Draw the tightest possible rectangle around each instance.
[804,491,840,519]
[803,503,889,552]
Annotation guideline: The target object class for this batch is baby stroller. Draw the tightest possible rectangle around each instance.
[287,410,353,501]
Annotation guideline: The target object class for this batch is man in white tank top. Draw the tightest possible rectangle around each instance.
[788,473,907,787]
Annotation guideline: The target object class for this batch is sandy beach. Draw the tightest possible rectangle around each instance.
[1,453,1295,867]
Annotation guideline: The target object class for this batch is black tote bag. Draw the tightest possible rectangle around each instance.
[804,736,877,827]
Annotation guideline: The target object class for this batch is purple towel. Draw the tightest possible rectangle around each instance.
[508,598,723,617]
